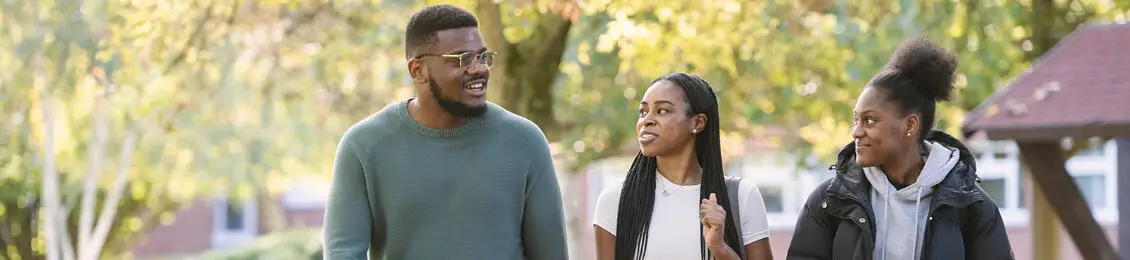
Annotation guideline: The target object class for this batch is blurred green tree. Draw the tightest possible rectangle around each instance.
[2,0,1127,259]
[552,0,1129,168]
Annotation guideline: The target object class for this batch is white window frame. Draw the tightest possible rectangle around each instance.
[728,154,813,230]
[1067,140,1119,223]
[973,141,1028,225]
[974,140,1120,227]
[211,195,258,249]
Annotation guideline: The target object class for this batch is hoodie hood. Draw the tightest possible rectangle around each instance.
[833,131,977,174]
[827,130,982,205]
[864,141,960,200]
[860,134,963,260]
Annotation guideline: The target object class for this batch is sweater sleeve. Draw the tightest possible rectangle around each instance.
[520,128,569,260]
[323,132,378,259]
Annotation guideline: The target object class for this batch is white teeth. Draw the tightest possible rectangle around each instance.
[467,83,484,89]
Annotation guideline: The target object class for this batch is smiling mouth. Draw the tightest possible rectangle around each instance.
[466,82,484,90]
[465,78,486,89]
[464,79,487,97]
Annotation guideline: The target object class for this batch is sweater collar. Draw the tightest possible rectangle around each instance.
[397,98,493,138]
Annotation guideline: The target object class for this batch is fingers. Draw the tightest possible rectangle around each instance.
[707,221,721,231]
[700,207,713,227]
[699,197,727,228]
[700,202,721,221]
[700,196,724,212]
[701,216,721,233]
[704,212,724,225]
[700,199,713,217]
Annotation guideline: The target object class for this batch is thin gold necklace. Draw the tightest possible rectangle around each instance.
[659,169,701,197]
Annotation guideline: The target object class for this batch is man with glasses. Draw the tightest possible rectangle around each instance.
[323,4,569,260]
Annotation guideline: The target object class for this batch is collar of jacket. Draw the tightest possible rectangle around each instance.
[824,130,985,210]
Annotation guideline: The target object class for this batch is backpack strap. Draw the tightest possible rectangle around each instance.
[724,176,746,259]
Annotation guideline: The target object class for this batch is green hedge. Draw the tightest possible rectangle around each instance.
[196,229,323,260]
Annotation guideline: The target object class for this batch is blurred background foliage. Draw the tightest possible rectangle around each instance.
[1,0,1128,258]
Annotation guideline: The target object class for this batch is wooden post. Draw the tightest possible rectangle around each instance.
[1025,162,1061,260]
[1017,141,1119,260]
[1117,138,1129,260]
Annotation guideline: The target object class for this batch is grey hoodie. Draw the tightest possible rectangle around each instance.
[863,141,960,260]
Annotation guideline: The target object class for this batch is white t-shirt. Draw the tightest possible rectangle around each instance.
[592,173,771,259]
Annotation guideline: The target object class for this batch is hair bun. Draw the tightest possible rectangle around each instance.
[885,36,958,102]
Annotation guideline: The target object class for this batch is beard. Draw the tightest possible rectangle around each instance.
[429,76,488,118]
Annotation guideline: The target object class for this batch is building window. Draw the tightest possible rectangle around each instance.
[212,196,258,249]
[760,186,783,213]
[1073,174,1106,209]
[1075,147,1104,157]
[979,178,1006,207]
[1017,171,1026,209]
[225,201,245,231]
[1013,171,1108,210]
[959,140,1118,226]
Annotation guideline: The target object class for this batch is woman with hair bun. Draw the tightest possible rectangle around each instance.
[786,37,1014,260]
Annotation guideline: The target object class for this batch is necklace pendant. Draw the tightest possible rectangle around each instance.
[662,190,671,196]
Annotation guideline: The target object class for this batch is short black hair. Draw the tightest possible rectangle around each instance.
[404,4,479,59]
[615,73,743,260]
[867,36,957,140]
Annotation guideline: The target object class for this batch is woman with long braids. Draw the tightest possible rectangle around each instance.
[593,73,773,260]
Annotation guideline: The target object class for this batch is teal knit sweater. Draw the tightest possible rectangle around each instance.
[322,99,568,260]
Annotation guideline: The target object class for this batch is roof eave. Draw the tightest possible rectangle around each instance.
[961,23,1106,136]
[978,123,1130,142]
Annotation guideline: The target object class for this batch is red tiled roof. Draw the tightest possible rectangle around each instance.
[962,23,1130,141]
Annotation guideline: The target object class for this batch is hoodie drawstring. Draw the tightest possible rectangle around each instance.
[912,186,923,260]
[881,183,891,260]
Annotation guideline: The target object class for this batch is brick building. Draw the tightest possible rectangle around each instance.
[131,178,329,258]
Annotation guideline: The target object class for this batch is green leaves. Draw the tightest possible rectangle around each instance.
[2,0,1128,257]
[1,0,413,257]
[549,0,1128,167]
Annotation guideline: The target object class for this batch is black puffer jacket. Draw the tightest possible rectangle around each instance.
[786,131,1014,260]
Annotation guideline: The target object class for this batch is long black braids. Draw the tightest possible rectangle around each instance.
[614,73,744,260]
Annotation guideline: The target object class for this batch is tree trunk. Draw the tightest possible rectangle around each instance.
[475,0,510,108]
[475,0,575,140]
[59,203,76,260]
[1029,0,1056,62]
[83,129,137,260]
[1027,0,1087,62]
[77,97,109,260]
[39,83,62,260]
[257,188,289,234]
